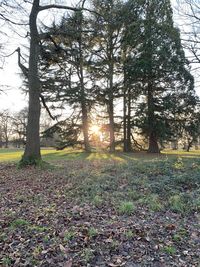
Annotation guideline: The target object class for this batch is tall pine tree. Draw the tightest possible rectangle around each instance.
[127,0,196,153]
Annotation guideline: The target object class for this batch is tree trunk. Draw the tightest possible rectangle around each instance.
[23,0,41,162]
[148,131,160,153]
[81,104,91,152]
[5,137,8,148]
[171,140,178,150]
[186,139,193,152]
[127,89,132,151]
[123,88,128,152]
[0,130,2,148]
[147,83,159,153]
[108,30,115,153]
[79,17,91,153]
[108,99,115,152]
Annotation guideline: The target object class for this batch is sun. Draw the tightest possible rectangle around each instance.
[90,125,100,135]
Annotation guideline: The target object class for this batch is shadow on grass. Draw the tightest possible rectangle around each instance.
[0,147,200,163]
[43,151,91,161]
[162,150,200,159]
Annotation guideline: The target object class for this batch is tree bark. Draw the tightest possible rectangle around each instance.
[186,139,193,152]
[148,131,159,153]
[108,30,115,153]
[127,89,132,151]
[23,0,41,161]
[108,98,115,152]
[147,83,160,153]
[78,14,91,152]
[123,87,128,152]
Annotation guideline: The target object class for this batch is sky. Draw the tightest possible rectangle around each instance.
[0,0,77,112]
[0,0,199,113]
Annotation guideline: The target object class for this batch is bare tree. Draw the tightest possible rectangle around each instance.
[12,108,28,148]
[0,109,12,147]
[7,0,95,165]
[175,1,200,75]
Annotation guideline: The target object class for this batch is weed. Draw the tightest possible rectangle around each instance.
[33,245,43,257]
[127,190,141,201]
[28,225,49,233]
[64,231,76,241]
[124,230,134,239]
[177,227,189,238]
[43,235,50,243]
[81,248,95,263]
[0,232,6,242]
[118,201,135,215]
[173,157,184,170]
[93,195,103,207]
[172,234,182,242]
[169,195,185,213]
[29,257,39,266]
[109,240,120,250]
[147,194,163,211]
[1,256,12,266]
[10,218,29,229]
[192,196,200,211]
[88,227,98,238]
[163,245,176,255]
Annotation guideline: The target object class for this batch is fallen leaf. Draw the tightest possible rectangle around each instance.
[64,259,73,267]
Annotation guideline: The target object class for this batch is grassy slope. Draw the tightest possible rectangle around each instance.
[0,149,200,266]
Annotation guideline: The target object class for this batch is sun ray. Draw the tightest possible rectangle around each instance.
[90,125,100,135]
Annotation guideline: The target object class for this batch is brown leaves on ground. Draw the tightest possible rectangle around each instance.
[0,159,200,266]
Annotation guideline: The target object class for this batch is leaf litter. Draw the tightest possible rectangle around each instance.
[0,157,200,266]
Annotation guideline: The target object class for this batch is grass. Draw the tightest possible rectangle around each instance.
[0,148,87,162]
[118,201,135,215]
[163,245,177,255]
[9,218,29,229]
[0,148,200,266]
[0,147,200,163]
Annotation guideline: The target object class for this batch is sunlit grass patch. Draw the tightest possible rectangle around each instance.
[162,149,200,159]
[86,152,125,162]
[0,148,199,163]
[0,148,85,162]
[0,149,23,161]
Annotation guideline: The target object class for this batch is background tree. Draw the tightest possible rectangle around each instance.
[12,108,28,148]
[40,10,94,151]
[121,0,144,152]
[126,0,196,153]
[13,0,96,165]
[89,0,124,152]
[0,109,12,148]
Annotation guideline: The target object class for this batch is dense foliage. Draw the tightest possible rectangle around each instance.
[39,0,199,153]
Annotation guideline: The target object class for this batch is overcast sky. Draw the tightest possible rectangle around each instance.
[0,0,199,113]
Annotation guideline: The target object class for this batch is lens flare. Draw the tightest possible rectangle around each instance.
[90,125,100,134]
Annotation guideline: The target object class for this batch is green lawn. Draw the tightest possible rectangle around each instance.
[0,147,200,162]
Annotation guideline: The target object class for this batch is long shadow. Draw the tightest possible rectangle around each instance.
[162,151,200,159]
[42,151,91,161]
[42,149,200,165]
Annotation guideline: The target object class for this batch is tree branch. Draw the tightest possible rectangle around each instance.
[40,93,56,120]
[39,4,100,16]
[39,5,80,12]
